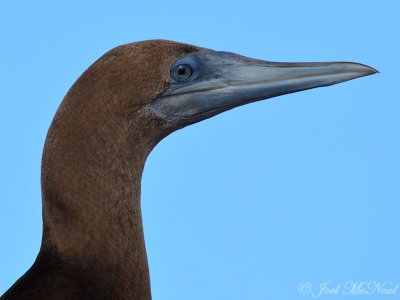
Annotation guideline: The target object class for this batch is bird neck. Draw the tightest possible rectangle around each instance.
[38,99,172,298]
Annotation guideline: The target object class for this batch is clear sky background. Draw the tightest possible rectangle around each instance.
[0,1,398,299]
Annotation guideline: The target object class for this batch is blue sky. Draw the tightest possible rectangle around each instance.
[0,1,398,299]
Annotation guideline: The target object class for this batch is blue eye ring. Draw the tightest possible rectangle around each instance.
[171,64,193,82]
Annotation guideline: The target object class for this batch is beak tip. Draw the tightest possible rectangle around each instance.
[344,62,379,80]
[359,63,379,75]
[372,68,380,74]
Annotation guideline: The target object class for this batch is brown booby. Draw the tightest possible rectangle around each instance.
[0,40,377,300]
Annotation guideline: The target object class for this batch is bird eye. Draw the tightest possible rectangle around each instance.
[172,64,193,81]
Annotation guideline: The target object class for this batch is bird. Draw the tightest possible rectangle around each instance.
[0,40,377,300]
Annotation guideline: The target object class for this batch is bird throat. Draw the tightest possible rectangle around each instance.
[37,100,171,299]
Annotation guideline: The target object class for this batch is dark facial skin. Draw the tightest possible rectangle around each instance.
[150,49,376,126]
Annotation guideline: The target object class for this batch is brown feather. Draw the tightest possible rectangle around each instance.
[1,40,201,300]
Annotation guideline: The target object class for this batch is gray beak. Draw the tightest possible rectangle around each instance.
[150,50,378,126]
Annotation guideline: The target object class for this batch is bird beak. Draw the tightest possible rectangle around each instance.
[149,50,378,126]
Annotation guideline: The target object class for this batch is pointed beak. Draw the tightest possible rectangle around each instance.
[149,50,378,126]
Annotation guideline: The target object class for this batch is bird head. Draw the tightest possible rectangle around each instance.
[61,40,377,149]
